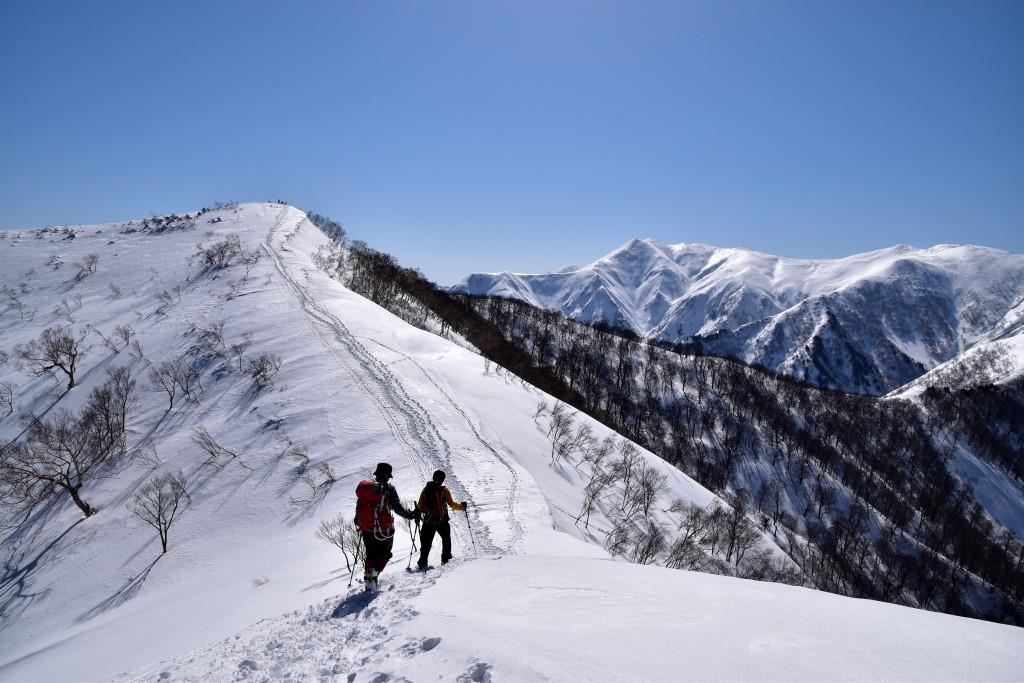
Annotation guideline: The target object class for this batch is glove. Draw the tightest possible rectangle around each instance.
[461,501,469,508]
[414,509,422,522]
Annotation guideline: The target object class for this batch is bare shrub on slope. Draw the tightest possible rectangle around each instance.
[129,472,190,554]
[16,327,87,391]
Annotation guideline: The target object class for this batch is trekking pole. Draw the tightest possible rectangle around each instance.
[463,507,478,557]
[406,516,420,570]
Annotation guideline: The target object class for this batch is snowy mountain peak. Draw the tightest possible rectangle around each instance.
[454,239,1024,394]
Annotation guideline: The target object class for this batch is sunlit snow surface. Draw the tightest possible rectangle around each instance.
[455,238,1024,395]
[122,555,1023,683]
[1,205,1020,682]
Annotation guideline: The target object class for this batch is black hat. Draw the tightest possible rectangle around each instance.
[432,469,446,483]
[373,463,393,479]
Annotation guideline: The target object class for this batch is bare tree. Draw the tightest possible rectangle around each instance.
[630,521,667,565]
[0,371,132,517]
[194,235,242,270]
[634,463,668,518]
[192,426,251,471]
[3,286,30,320]
[604,518,633,557]
[316,514,363,572]
[114,324,134,349]
[129,472,190,553]
[241,250,260,281]
[0,382,14,416]
[247,352,281,388]
[17,327,87,391]
[52,295,82,323]
[546,402,574,464]
[230,332,254,371]
[576,467,615,529]
[665,500,717,570]
[318,461,337,484]
[73,254,99,281]
[721,501,762,566]
[191,320,227,361]
[149,357,202,412]
[136,443,162,470]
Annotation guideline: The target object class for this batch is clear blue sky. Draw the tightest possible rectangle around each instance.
[2,1,1022,284]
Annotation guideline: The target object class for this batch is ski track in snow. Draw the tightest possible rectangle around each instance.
[117,210,524,681]
[357,337,525,555]
[262,212,509,557]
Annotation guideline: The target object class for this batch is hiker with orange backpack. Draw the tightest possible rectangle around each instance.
[416,470,468,570]
[355,462,420,591]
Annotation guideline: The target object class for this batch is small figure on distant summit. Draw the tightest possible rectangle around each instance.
[354,462,419,591]
[416,470,468,570]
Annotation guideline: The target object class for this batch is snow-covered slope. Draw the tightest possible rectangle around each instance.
[1,207,1020,681]
[0,204,733,680]
[122,555,1023,683]
[454,239,1024,394]
[888,331,1024,399]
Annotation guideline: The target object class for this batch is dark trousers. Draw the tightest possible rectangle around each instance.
[417,520,452,568]
[361,531,394,577]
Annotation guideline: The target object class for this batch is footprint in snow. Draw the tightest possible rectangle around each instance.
[332,591,379,618]
[399,636,442,657]
[457,662,493,683]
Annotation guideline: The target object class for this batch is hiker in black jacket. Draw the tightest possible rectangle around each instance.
[416,470,467,570]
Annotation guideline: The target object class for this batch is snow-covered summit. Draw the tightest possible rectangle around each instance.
[454,239,1024,394]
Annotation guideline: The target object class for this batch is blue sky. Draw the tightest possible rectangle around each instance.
[1,1,1021,284]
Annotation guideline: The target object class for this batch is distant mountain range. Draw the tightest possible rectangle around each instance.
[453,239,1024,395]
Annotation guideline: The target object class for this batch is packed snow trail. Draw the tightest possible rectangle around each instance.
[359,337,526,554]
[263,210,523,556]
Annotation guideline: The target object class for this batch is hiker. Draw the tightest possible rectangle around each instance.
[355,462,419,590]
[416,469,468,570]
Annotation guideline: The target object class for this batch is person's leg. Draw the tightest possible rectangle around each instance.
[418,523,436,569]
[362,532,395,577]
[361,531,378,580]
[439,521,453,564]
[376,536,395,574]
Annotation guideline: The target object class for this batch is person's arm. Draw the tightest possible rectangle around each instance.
[443,486,467,511]
[388,485,418,520]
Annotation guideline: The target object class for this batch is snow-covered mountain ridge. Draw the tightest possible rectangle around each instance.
[1,206,1020,681]
[454,239,1024,394]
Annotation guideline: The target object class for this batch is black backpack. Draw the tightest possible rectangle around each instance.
[421,480,447,523]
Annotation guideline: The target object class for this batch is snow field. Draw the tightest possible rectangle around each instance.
[2,204,1020,682]
[0,204,727,680]
[122,555,1024,682]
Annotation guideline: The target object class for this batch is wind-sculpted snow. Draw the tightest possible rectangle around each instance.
[454,239,1024,394]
